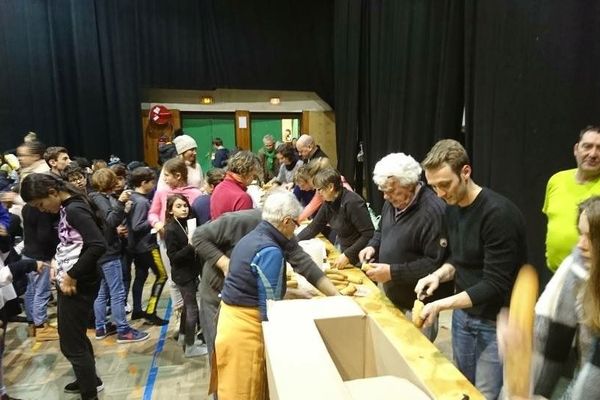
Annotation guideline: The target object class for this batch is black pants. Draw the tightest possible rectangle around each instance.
[177,279,199,347]
[58,290,98,400]
[131,249,167,315]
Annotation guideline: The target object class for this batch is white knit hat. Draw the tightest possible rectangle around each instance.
[173,135,197,155]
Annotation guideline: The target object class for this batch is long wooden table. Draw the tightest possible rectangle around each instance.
[320,240,483,400]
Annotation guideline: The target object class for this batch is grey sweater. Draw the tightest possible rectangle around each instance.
[192,208,325,305]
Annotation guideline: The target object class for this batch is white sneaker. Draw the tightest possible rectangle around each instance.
[184,341,208,358]
[125,303,132,314]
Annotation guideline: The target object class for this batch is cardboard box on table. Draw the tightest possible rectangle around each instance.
[264,296,474,400]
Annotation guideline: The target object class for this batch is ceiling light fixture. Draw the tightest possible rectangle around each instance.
[200,96,214,105]
[270,97,281,105]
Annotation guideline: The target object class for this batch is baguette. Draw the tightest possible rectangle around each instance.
[505,264,539,398]
[412,299,425,328]
[324,271,347,281]
[346,276,363,285]
[361,263,373,272]
[286,280,298,288]
[329,278,347,286]
[340,283,356,296]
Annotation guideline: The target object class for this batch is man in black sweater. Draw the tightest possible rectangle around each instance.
[358,153,453,341]
[416,139,526,400]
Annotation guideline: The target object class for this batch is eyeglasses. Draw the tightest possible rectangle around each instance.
[288,217,300,227]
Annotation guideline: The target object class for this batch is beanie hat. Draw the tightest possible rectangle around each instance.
[173,135,197,155]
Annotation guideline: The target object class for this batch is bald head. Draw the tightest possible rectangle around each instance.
[296,134,316,159]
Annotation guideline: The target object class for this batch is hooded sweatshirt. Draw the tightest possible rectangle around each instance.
[148,185,202,226]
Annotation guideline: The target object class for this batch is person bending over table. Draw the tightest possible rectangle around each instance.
[296,168,374,269]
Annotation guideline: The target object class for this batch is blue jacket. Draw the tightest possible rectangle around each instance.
[220,220,289,320]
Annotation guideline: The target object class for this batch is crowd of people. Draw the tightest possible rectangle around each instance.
[0,126,598,400]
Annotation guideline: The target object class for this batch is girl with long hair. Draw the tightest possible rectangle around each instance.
[163,194,206,357]
[20,173,105,400]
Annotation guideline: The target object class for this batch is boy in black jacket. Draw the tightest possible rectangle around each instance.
[125,167,168,325]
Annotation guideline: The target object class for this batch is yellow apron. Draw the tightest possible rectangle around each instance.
[210,301,268,400]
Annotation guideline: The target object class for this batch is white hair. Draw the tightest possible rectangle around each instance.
[372,153,422,187]
[263,134,275,144]
[262,190,303,226]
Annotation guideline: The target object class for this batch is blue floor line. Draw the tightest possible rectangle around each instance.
[143,299,173,400]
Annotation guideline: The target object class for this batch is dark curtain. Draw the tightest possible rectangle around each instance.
[464,1,600,281]
[137,0,334,105]
[0,0,333,160]
[0,0,142,160]
[334,0,465,209]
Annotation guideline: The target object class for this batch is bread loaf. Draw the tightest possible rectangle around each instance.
[412,299,425,328]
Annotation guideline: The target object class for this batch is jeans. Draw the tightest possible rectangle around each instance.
[452,309,503,400]
[58,289,99,399]
[23,257,51,326]
[94,259,129,334]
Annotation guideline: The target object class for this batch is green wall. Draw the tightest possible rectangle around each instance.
[182,113,235,173]
[250,117,282,152]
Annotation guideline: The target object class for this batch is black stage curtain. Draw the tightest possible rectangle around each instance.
[464,1,600,281]
[334,0,465,208]
[136,0,334,105]
[0,0,142,160]
[0,0,333,160]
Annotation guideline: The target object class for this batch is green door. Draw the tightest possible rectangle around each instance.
[250,117,282,152]
[182,114,235,174]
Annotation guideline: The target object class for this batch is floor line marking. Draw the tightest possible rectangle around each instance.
[143,299,173,400]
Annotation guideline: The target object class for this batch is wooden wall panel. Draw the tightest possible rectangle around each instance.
[142,109,181,167]
[307,111,337,167]
[235,110,251,150]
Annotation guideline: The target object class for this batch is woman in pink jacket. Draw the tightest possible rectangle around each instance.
[148,158,202,233]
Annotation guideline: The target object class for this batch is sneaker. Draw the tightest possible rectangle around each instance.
[27,323,36,338]
[184,341,208,358]
[64,376,104,393]
[130,310,147,320]
[35,323,59,341]
[117,328,150,343]
[144,314,169,326]
[125,302,132,314]
[95,323,117,340]
[177,333,186,346]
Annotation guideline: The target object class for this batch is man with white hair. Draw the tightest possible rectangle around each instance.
[358,152,453,341]
[295,134,328,163]
[212,191,335,399]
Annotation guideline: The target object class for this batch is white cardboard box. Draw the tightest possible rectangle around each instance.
[263,297,432,400]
